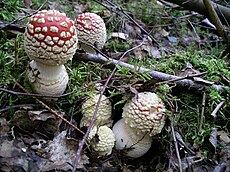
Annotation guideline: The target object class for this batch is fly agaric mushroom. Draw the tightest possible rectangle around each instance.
[81,93,112,127]
[24,9,78,66]
[122,92,166,136]
[75,12,107,53]
[112,118,152,158]
[27,60,69,96]
[88,125,115,156]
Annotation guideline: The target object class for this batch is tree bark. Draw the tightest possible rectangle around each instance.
[165,0,230,25]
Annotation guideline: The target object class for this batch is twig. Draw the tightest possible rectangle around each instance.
[187,19,201,49]
[0,0,48,30]
[157,72,207,84]
[94,0,160,46]
[75,53,225,92]
[165,0,230,25]
[171,120,183,172]
[0,104,35,113]
[72,40,145,171]
[0,87,75,98]
[13,80,84,135]
[211,101,225,118]
[203,0,230,50]
[199,92,206,132]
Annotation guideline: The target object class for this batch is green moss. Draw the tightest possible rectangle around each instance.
[0,0,22,21]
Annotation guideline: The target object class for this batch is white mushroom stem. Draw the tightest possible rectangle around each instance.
[27,60,69,96]
[112,118,153,158]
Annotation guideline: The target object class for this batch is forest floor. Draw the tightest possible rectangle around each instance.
[0,0,229,171]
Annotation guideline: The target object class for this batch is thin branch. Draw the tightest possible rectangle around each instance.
[94,0,160,46]
[0,0,48,30]
[211,101,225,118]
[0,87,74,98]
[165,0,230,25]
[13,80,84,135]
[171,120,183,172]
[203,0,230,50]
[72,40,145,171]
[74,53,225,92]
[157,72,207,84]
[199,92,206,132]
[0,104,35,113]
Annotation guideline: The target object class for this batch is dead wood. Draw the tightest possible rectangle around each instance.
[75,52,225,92]
[164,0,230,25]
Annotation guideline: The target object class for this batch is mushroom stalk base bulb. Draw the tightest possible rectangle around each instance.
[112,119,153,158]
[27,60,69,96]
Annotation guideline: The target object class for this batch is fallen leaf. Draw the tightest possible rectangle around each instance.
[209,128,217,152]
[110,32,129,40]
[217,130,230,144]
[159,28,169,37]
[40,130,89,171]
[167,36,177,43]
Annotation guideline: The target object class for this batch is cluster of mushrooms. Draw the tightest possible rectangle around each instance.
[24,10,167,158]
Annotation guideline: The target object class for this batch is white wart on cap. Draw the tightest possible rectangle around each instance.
[112,118,152,158]
[75,12,107,53]
[88,126,115,156]
[81,93,112,127]
[24,10,78,66]
[27,60,69,96]
[122,92,166,136]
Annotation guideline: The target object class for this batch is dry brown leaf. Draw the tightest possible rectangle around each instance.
[41,130,89,171]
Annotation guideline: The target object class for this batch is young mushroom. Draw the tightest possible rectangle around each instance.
[112,118,152,158]
[75,12,107,54]
[122,92,166,136]
[24,9,78,66]
[27,60,69,96]
[112,92,166,158]
[81,93,112,127]
[88,125,115,156]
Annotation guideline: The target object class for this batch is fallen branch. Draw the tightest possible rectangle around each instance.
[164,0,230,25]
[202,0,230,51]
[75,52,225,92]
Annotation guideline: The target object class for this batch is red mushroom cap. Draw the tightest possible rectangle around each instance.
[75,12,106,53]
[24,10,78,65]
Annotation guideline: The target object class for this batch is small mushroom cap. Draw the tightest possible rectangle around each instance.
[88,126,115,156]
[122,92,166,136]
[75,12,107,53]
[27,60,69,96]
[112,118,152,158]
[24,10,78,65]
[81,93,112,127]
